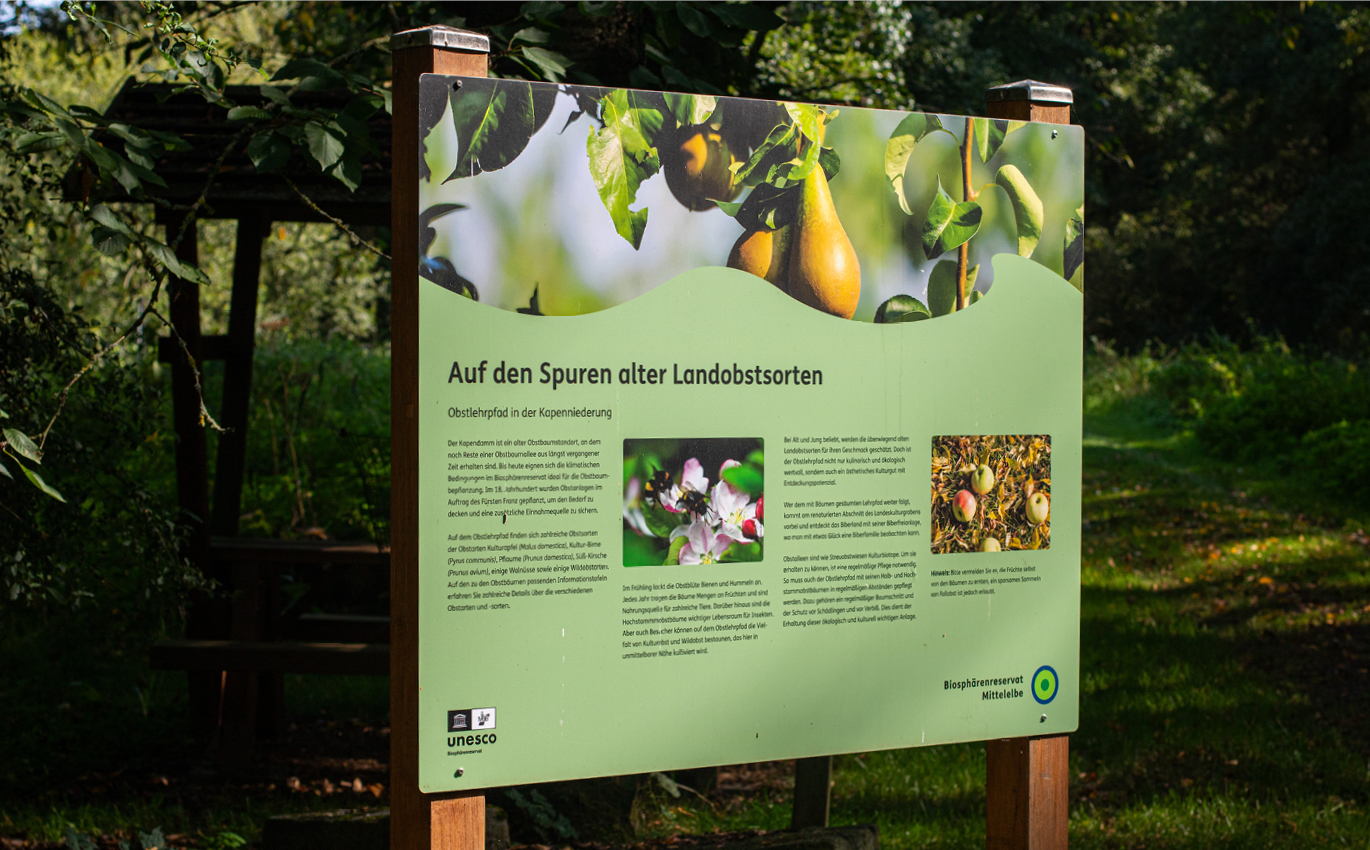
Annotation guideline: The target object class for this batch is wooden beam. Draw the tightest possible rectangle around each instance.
[165,213,225,738]
[150,640,390,675]
[390,25,490,850]
[211,210,269,536]
[792,756,832,829]
[983,79,1073,850]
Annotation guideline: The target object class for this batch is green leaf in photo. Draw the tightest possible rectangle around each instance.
[885,112,945,214]
[926,262,978,317]
[0,458,12,481]
[663,92,716,127]
[587,89,663,248]
[722,464,763,495]
[995,164,1044,258]
[664,535,688,566]
[446,78,537,180]
[974,117,1010,162]
[731,122,797,188]
[721,541,762,562]
[818,145,840,181]
[875,294,932,324]
[1063,204,1085,283]
[920,178,982,259]
[642,503,679,539]
[4,429,40,463]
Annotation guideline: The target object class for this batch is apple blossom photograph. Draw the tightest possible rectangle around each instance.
[622,438,764,567]
[931,434,1051,554]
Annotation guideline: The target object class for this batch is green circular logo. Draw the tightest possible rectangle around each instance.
[1032,666,1059,705]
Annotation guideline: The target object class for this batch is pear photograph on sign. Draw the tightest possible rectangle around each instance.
[418,77,1083,321]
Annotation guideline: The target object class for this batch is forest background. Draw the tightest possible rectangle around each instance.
[3,1,1370,848]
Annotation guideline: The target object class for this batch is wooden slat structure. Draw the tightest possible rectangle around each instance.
[65,77,400,759]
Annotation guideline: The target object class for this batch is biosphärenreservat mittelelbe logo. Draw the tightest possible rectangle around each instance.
[1032,666,1059,705]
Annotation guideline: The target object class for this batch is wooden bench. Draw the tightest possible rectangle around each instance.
[152,536,391,756]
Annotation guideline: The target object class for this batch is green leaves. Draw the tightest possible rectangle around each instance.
[247,131,291,172]
[663,93,716,127]
[664,535,688,566]
[587,89,664,249]
[874,294,932,324]
[2,429,64,502]
[926,262,979,317]
[885,112,945,214]
[722,463,763,495]
[994,165,1044,258]
[304,122,345,171]
[520,47,571,82]
[1063,204,1085,283]
[89,205,207,284]
[3,429,39,463]
[445,78,538,181]
[921,178,982,259]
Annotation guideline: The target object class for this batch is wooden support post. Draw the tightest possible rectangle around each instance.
[211,211,275,749]
[983,79,1073,850]
[211,210,269,537]
[164,213,223,738]
[986,737,1069,850]
[791,755,832,829]
[390,25,490,850]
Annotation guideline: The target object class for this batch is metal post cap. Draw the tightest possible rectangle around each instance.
[984,80,1073,105]
[390,25,490,53]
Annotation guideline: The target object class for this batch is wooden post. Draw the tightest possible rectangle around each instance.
[984,79,1072,125]
[210,209,269,537]
[390,25,490,850]
[791,755,832,829]
[164,212,223,738]
[984,79,1072,850]
[985,737,1069,850]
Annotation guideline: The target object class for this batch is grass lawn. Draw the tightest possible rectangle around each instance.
[4,370,1370,848]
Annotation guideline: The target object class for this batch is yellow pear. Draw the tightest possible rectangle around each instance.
[664,127,737,212]
[787,167,860,319]
[727,225,791,291]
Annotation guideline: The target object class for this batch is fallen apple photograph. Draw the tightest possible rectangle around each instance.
[930,434,1050,554]
[622,438,764,567]
[418,77,1082,321]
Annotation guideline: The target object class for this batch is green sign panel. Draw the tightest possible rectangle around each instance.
[416,75,1083,793]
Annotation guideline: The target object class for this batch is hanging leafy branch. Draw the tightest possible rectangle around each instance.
[0,1,395,504]
[877,113,1052,323]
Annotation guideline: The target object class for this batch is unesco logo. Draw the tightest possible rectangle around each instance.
[448,707,496,732]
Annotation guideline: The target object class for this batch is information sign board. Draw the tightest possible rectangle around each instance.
[416,75,1083,793]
